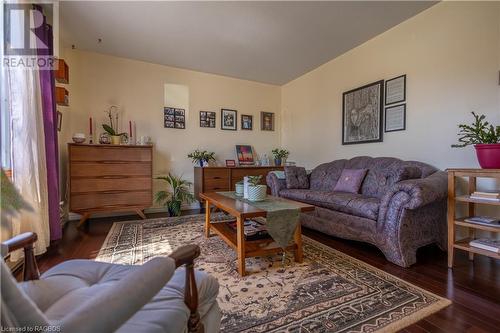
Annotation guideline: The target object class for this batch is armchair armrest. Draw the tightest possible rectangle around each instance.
[169,244,203,333]
[1,232,39,281]
[266,172,287,196]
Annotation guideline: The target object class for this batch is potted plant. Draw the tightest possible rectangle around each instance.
[452,112,500,169]
[271,148,290,166]
[103,105,127,144]
[187,149,216,167]
[154,173,195,216]
[246,175,267,201]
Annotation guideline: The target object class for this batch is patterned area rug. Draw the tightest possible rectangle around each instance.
[96,214,450,332]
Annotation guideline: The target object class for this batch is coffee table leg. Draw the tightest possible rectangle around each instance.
[236,216,246,276]
[205,200,211,238]
[294,222,303,263]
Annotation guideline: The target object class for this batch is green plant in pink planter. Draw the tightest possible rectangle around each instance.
[452,112,500,169]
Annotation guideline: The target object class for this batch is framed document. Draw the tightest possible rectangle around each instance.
[385,104,406,132]
[385,75,406,105]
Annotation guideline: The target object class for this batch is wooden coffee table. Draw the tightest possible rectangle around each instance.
[200,192,315,276]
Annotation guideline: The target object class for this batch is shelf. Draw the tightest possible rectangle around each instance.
[55,58,69,84]
[454,238,500,260]
[455,195,500,206]
[454,218,500,233]
[55,87,69,106]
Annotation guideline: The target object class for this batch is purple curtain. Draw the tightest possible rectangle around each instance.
[35,7,61,241]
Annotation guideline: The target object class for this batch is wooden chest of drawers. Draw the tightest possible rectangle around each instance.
[193,166,283,201]
[68,144,153,226]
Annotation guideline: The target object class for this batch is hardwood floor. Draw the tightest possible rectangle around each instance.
[36,212,500,333]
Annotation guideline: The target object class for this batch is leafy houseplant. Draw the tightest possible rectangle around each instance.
[187,149,216,167]
[246,175,266,201]
[103,105,127,144]
[1,168,33,231]
[271,148,290,166]
[452,112,500,168]
[154,173,195,216]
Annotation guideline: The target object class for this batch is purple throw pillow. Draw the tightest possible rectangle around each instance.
[333,168,368,193]
[285,166,309,189]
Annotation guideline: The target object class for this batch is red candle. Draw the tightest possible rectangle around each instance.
[89,117,92,134]
[129,121,132,137]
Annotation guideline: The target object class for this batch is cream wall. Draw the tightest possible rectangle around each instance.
[61,49,280,207]
[281,2,500,172]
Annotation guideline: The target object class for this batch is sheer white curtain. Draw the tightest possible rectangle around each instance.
[1,5,51,259]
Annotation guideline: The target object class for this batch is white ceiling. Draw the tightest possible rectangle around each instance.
[60,1,436,85]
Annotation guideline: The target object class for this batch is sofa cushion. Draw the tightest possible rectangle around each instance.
[280,189,380,220]
[285,166,309,189]
[20,260,219,333]
[332,168,367,193]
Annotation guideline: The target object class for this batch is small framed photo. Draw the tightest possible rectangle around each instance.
[235,145,254,165]
[241,114,253,130]
[56,111,62,131]
[200,111,216,128]
[385,104,406,132]
[225,159,236,167]
[261,112,274,131]
[385,74,406,106]
[164,107,186,129]
[221,108,237,130]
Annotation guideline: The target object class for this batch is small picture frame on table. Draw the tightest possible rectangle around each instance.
[225,159,236,167]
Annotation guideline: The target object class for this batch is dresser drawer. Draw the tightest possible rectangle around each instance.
[70,177,151,194]
[203,168,230,181]
[70,191,151,211]
[71,162,151,177]
[204,179,230,192]
[70,146,152,162]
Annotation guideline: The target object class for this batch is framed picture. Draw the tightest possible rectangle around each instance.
[261,112,274,131]
[221,109,237,130]
[342,80,384,145]
[385,104,406,132]
[164,107,185,129]
[241,114,253,130]
[385,74,406,105]
[225,159,236,167]
[56,111,62,131]
[200,111,216,128]
[235,145,254,165]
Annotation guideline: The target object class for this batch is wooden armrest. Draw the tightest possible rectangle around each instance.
[3,232,37,252]
[1,232,40,281]
[169,244,201,268]
[169,244,203,333]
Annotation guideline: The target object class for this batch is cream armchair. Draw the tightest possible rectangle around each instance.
[1,232,221,332]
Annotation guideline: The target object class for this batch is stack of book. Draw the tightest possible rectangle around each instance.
[227,218,270,241]
[464,216,500,228]
[469,239,500,253]
[470,191,500,202]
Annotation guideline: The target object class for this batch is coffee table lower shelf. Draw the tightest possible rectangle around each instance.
[209,222,299,258]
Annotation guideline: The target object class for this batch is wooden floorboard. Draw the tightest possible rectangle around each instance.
[34,211,500,333]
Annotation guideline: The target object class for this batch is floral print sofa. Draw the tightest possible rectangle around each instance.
[266,156,448,267]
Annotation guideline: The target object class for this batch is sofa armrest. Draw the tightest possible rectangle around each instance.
[266,172,287,196]
[379,171,447,223]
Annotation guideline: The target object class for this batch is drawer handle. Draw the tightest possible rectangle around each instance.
[100,190,128,194]
[98,175,127,179]
[213,176,222,179]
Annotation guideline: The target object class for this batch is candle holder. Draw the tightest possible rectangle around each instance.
[88,133,93,144]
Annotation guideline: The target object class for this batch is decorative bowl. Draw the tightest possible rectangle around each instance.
[72,136,86,144]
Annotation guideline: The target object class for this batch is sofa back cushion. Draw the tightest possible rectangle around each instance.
[284,166,309,189]
[309,156,436,198]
